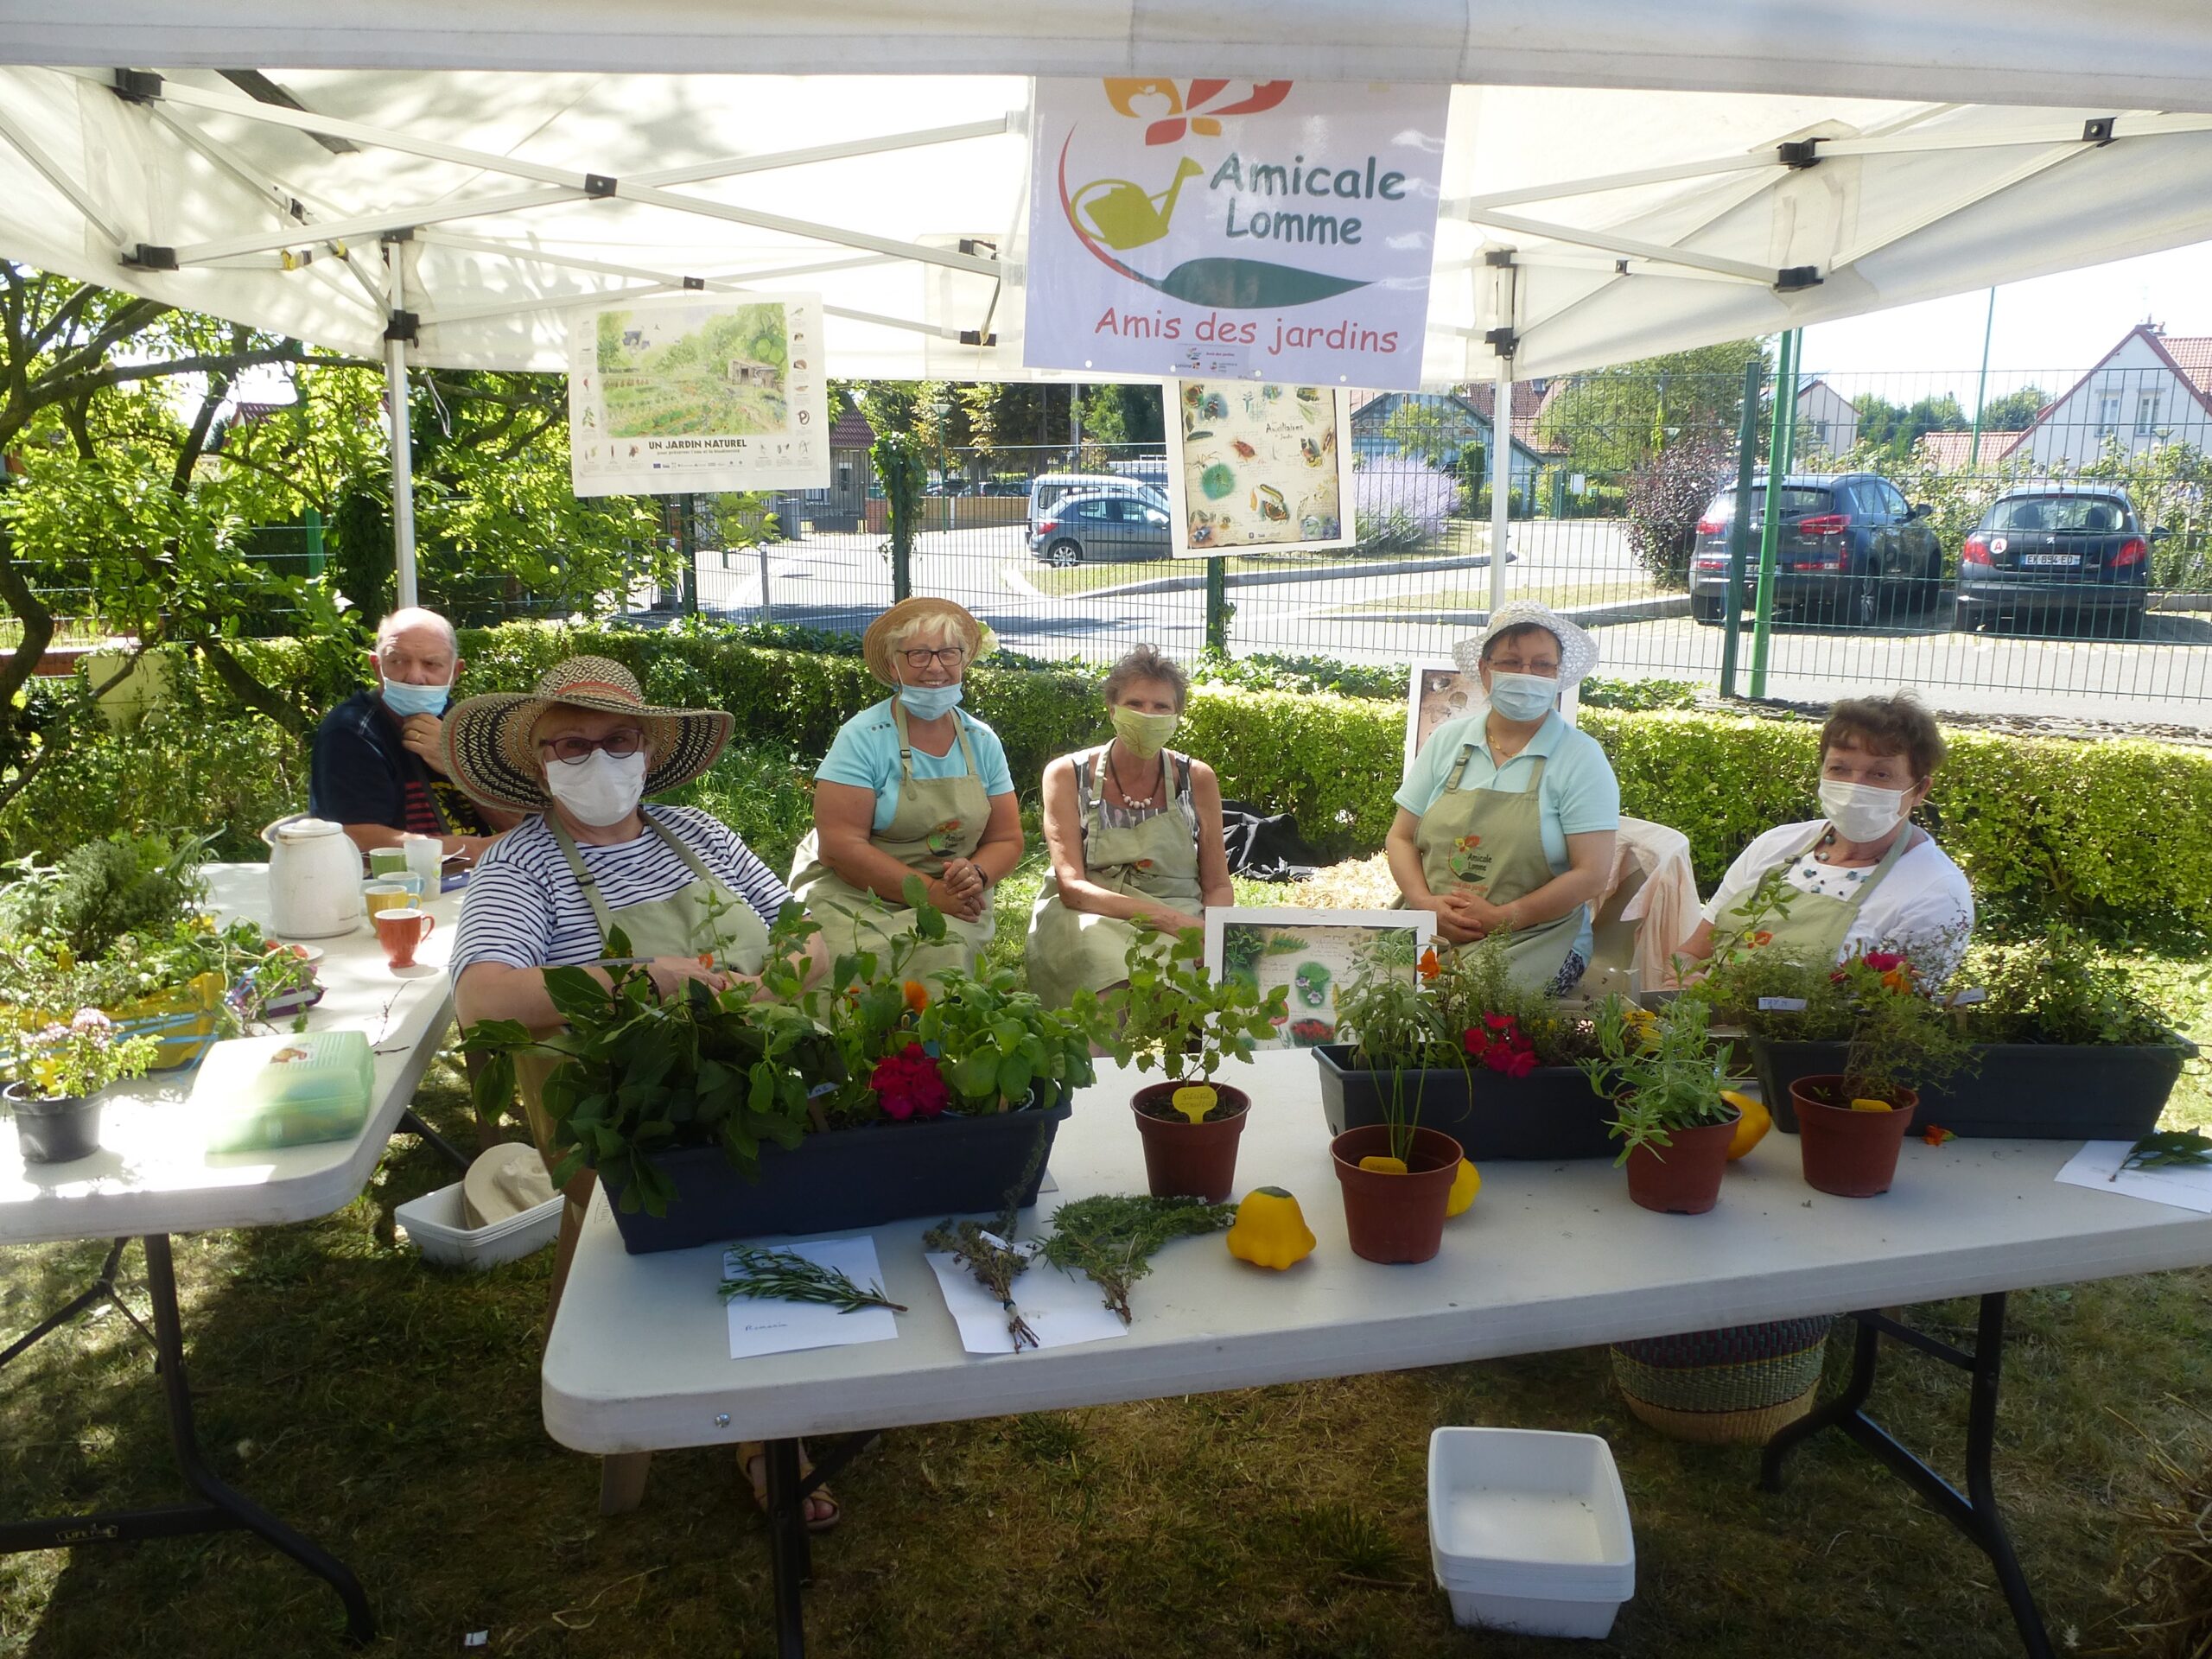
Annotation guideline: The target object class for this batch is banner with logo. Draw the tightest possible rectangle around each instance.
[1024,79,1449,391]
[569,294,830,496]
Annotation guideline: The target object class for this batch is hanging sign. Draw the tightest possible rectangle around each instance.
[1165,380,1354,556]
[569,295,830,496]
[1024,79,1448,391]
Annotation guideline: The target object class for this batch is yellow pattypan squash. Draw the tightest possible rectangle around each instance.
[1226,1186,1316,1269]
[1446,1159,1481,1217]
[1721,1090,1770,1160]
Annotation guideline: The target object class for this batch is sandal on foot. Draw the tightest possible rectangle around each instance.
[739,1441,840,1533]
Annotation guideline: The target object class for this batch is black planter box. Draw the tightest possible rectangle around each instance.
[1748,1035,2193,1140]
[1313,1045,1616,1160]
[599,1095,1071,1255]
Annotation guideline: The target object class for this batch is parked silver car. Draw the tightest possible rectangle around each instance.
[1028,491,1173,567]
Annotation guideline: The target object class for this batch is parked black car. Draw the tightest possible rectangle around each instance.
[1688,472,1942,628]
[1954,486,2160,639]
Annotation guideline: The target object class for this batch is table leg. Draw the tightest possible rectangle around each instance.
[0,1237,136,1370]
[1759,1294,2053,1659]
[763,1437,811,1659]
[397,1104,472,1173]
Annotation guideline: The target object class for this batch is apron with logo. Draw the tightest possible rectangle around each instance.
[1713,821,1915,964]
[514,813,774,1174]
[787,702,994,981]
[1027,748,1203,1008]
[1415,746,1585,993]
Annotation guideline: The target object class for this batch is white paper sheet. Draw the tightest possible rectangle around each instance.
[925,1249,1129,1355]
[723,1237,901,1360]
[2056,1141,2212,1214]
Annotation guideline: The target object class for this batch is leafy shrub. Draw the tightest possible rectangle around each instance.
[666,746,820,881]
[0,831,207,960]
[1624,438,1729,588]
[1961,922,2181,1046]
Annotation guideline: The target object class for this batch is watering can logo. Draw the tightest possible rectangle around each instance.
[1073,157,1204,251]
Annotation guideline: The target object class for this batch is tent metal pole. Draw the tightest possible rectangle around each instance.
[1489,354,1513,615]
[1968,288,1999,467]
[385,242,419,612]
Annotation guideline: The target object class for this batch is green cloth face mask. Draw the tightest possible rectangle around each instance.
[1110,706,1179,759]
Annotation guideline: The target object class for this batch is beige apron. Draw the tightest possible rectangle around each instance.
[1027,748,1203,1008]
[1713,820,1915,963]
[1415,745,1585,992]
[787,701,995,981]
[514,814,773,1156]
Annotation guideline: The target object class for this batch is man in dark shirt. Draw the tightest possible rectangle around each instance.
[308,607,513,865]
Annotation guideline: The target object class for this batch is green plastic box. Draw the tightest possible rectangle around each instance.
[195,1031,376,1153]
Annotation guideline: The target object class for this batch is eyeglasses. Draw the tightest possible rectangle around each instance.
[537,729,645,766]
[1489,660,1560,677]
[901,645,967,670]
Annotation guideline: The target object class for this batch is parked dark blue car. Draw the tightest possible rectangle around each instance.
[1689,472,1942,628]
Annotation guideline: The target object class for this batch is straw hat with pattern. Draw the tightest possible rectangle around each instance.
[441,656,733,815]
[1452,600,1600,685]
[861,597,994,685]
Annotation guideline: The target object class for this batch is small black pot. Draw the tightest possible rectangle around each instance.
[5,1083,102,1165]
[1313,1046,1615,1160]
[1749,1036,2190,1140]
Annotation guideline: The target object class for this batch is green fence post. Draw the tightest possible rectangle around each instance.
[302,506,325,577]
[1718,356,1761,699]
[1750,327,1800,698]
[1205,557,1229,653]
[679,493,700,615]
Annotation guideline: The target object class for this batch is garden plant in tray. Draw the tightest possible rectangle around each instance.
[1580,997,1741,1215]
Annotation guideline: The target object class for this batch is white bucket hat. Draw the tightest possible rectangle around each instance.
[1452,601,1599,685]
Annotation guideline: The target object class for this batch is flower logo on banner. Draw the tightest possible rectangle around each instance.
[1103,79,1293,148]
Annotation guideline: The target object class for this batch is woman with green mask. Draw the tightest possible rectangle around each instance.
[1027,645,1233,1009]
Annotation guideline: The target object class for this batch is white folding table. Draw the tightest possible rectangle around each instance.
[0,865,460,1644]
[544,1046,2212,1659]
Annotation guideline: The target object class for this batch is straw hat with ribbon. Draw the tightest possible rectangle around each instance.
[441,656,733,815]
[861,597,994,686]
[1452,600,1600,685]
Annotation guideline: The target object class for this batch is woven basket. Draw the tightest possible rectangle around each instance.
[1610,1318,1836,1445]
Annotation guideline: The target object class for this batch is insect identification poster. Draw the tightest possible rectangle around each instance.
[1024,78,1448,388]
[1165,380,1355,555]
[569,295,830,495]
[1204,906,1435,1051]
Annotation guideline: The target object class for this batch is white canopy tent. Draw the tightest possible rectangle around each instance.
[5,4,2212,601]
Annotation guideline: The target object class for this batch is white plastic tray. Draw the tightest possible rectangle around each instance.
[1427,1427,1635,1638]
[395,1179,562,1271]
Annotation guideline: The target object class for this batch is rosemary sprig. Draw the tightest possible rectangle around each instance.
[1039,1194,1238,1323]
[2115,1129,2212,1180]
[718,1246,906,1315]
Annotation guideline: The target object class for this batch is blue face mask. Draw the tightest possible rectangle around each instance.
[898,682,963,720]
[1485,671,1559,723]
[381,677,451,718]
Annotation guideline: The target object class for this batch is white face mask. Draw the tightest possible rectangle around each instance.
[543,749,648,828]
[1819,779,1909,842]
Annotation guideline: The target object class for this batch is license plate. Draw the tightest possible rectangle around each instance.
[2019,552,2079,567]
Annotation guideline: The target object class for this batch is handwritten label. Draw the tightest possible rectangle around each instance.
[1758,996,1809,1012]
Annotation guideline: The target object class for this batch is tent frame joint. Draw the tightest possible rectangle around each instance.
[1773,265,1823,293]
[1777,137,1822,169]
[2082,117,2117,146]
[584,174,619,200]
[111,68,162,105]
[1484,326,1519,357]
[384,310,420,345]
[958,329,998,346]
[121,244,177,272]
[682,276,706,290]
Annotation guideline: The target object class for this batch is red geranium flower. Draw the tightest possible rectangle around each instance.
[1863,950,1906,974]
[870,1041,950,1122]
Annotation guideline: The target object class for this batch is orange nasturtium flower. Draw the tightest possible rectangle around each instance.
[1418,947,1441,981]
[1922,1124,1955,1147]
[902,979,930,1013]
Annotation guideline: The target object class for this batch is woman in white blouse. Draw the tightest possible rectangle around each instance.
[1674,692,1974,979]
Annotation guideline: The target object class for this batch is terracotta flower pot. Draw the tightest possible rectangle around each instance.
[1792,1077,1919,1198]
[1331,1123,1465,1264]
[1621,1111,1740,1215]
[4,1083,101,1165]
[1131,1081,1250,1203]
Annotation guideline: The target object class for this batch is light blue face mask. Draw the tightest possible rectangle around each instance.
[897,682,964,720]
[381,677,452,718]
[1485,671,1559,723]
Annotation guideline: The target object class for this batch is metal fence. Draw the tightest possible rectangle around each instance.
[660,366,2212,727]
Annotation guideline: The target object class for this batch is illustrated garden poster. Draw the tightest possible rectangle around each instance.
[1165,380,1356,556]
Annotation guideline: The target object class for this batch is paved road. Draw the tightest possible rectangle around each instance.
[681,523,2212,727]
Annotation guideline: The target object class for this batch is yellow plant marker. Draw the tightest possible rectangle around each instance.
[1848,1096,1893,1113]
[1357,1154,1408,1174]
[1170,1084,1217,1125]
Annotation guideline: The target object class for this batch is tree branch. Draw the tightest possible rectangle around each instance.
[33,340,322,410]
[197,638,308,737]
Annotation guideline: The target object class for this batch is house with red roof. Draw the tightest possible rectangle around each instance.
[1999,322,2212,470]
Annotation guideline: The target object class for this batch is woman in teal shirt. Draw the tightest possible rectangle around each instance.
[1386,602,1620,993]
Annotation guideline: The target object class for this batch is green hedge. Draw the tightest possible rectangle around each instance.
[10,624,2211,927]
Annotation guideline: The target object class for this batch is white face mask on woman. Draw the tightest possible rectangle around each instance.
[1819,779,1909,842]
[544,748,648,828]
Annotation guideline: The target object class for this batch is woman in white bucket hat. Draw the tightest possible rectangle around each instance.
[1384,601,1620,994]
